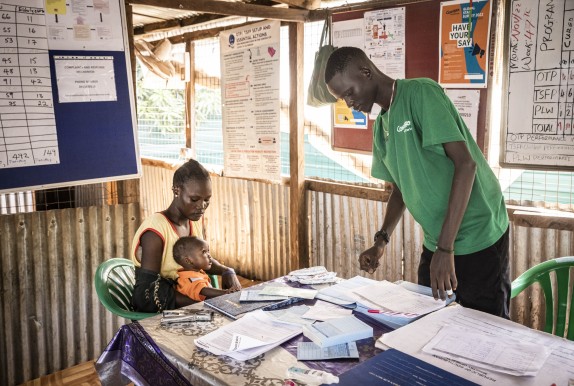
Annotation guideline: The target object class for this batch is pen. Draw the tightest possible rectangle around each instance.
[367,309,419,317]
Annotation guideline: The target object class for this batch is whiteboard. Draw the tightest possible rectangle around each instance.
[0,0,139,193]
[503,0,574,170]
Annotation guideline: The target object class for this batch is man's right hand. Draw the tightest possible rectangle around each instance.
[359,243,386,274]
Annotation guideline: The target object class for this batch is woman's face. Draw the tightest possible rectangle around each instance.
[174,179,212,221]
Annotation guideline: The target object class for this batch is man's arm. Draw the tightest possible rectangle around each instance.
[431,140,476,300]
[358,183,406,273]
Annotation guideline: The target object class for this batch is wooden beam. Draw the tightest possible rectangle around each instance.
[134,14,226,35]
[306,179,391,202]
[184,41,195,153]
[130,0,311,22]
[272,0,321,10]
[288,22,307,271]
[507,205,574,231]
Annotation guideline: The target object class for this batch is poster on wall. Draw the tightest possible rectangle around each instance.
[439,0,491,88]
[220,20,281,181]
[445,89,480,140]
[364,7,405,118]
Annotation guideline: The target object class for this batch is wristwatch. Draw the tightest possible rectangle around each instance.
[374,229,390,243]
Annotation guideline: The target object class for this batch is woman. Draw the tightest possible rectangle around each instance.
[131,159,241,312]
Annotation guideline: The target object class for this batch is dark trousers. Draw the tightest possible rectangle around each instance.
[418,228,510,319]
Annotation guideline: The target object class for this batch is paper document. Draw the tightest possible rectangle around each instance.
[239,290,288,302]
[265,305,313,326]
[301,301,353,321]
[194,309,302,361]
[297,341,359,360]
[378,304,574,385]
[259,286,317,299]
[423,324,551,376]
[316,276,379,305]
[352,280,445,315]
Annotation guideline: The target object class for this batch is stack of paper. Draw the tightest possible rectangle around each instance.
[377,305,574,385]
[194,309,302,361]
[287,266,338,285]
[302,315,373,348]
[422,324,551,376]
[317,277,450,329]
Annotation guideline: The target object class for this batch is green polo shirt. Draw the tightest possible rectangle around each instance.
[371,78,508,254]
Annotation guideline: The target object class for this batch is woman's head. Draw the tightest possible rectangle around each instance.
[173,236,212,271]
[172,159,212,221]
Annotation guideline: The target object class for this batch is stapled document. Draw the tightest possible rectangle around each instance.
[297,341,359,360]
[302,315,373,348]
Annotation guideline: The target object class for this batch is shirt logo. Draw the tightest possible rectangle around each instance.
[396,120,412,133]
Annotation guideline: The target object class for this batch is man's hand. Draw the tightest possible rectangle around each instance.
[429,250,458,300]
[359,243,385,274]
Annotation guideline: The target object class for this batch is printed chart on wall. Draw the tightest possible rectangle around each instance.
[439,0,492,88]
[0,0,58,168]
[0,0,125,170]
[504,0,574,169]
[220,20,280,180]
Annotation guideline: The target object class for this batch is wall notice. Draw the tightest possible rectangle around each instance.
[439,0,492,88]
[504,0,574,169]
[220,20,281,180]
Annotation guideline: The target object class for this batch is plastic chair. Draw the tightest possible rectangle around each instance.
[95,258,221,320]
[95,257,156,320]
[511,256,574,340]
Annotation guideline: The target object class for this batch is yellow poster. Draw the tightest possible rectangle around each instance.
[333,99,368,129]
[439,0,491,88]
[45,0,67,15]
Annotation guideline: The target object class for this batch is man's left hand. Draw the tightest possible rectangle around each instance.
[429,250,457,300]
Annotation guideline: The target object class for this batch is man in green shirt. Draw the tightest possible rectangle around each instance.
[325,47,510,318]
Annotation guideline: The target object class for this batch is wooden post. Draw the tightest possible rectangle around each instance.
[288,22,307,270]
[185,41,196,157]
[117,1,140,205]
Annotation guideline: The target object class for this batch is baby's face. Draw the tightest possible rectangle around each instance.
[190,240,212,271]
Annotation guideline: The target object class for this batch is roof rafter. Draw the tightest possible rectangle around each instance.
[129,0,311,22]
[272,0,321,10]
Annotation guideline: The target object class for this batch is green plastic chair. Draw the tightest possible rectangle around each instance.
[95,257,221,320]
[511,256,574,340]
[95,257,156,320]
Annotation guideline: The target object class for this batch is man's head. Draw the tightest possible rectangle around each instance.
[173,236,212,271]
[324,47,379,113]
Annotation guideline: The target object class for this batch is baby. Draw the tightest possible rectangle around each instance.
[173,236,240,301]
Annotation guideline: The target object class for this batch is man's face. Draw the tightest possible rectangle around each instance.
[327,62,377,113]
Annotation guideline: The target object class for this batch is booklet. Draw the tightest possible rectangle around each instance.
[302,315,373,348]
[337,349,478,386]
[204,284,304,319]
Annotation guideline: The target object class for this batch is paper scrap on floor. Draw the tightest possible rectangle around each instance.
[194,309,302,361]
[297,341,359,360]
[259,285,318,299]
[352,280,445,316]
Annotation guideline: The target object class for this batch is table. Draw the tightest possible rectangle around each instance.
[96,281,391,386]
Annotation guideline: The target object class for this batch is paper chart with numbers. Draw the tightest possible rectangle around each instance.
[0,2,59,169]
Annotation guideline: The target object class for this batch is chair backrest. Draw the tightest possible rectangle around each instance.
[95,258,156,320]
[511,256,574,340]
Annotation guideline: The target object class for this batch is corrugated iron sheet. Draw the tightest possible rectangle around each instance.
[140,162,292,281]
[0,204,140,386]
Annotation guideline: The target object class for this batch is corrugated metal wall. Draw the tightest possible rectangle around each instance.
[0,204,140,386]
[141,163,292,281]
[308,190,574,331]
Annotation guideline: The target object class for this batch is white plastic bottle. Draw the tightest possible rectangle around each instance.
[286,366,339,385]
